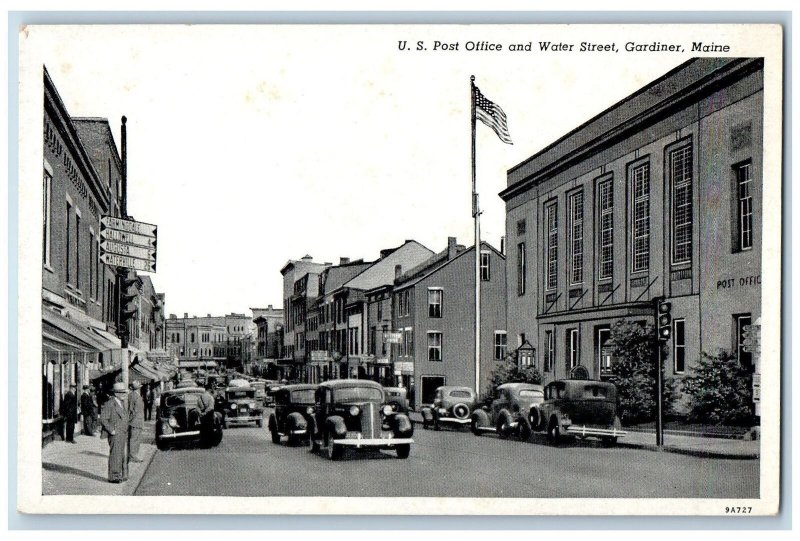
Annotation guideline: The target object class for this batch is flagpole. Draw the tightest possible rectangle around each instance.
[471,75,481,397]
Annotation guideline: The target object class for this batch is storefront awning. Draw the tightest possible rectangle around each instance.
[42,308,120,353]
[178,360,219,369]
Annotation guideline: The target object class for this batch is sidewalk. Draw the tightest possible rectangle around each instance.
[408,411,759,459]
[42,422,157,496]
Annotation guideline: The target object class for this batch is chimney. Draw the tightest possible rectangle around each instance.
[207,313,211,317]
[340,257,350,265]
[120,116,128,218]
[268,304,273,310]
[447,236,458,259]
[394,264,402,281]
[169,314,176,319]
[183,312,188,319]
[500,236,506,255]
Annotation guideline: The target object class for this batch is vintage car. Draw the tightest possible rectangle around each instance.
[220,386,264,428]
[155,387,223,450]
[470,382,545,439]
[529,379,626,446]
[268,384,318,445]
[382,386,409,414]
[250,380,268,406]
[308,379,414,460]
[421,386,478,430]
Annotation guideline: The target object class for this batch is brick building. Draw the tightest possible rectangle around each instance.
[392,238,507,406]
[252,305,285,378]
[500,58,763,405]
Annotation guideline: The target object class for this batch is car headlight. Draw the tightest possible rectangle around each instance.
[382,405,393,416]
[560,413,571,425]
[231,403,238,410]
[349,405,360,417]
[306,406,314,415]
[168,416,179,428]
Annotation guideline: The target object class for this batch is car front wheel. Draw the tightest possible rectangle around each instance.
[396,444,410,459]
[602,436,618,447]
[327,441,342,460]
[547,418,561,445]
[496,416,511,439]
[471,418,481,436]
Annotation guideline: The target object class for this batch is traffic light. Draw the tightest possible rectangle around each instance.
[119,269,139,336]
[657,298,672,341]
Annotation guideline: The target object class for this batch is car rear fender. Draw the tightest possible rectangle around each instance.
[471,408,490,427]
[325,415,347,439]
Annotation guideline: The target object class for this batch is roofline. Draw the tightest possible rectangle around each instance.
[500,57,763,202]
[71,117,123,170]
[393,241,504,292]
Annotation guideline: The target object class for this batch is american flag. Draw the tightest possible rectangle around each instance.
[474,85,512,145]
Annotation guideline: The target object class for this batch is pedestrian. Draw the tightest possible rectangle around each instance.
[99,382,129,483]
[59,384,78,443]
[128,381,145,463]
[144,384,155,421]
[80,384,97,436]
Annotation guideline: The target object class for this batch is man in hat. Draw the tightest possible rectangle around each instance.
[59,384,78,443]
[99,382,129,483]
[128,381,145,463]
[80,385,97,436]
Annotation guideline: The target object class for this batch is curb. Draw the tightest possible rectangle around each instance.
[125,445,157,496]
[616,440,759,460]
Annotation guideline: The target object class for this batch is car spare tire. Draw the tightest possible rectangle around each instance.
[452,403,470,420]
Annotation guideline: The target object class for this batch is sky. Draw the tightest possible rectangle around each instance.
[26,24,699,317]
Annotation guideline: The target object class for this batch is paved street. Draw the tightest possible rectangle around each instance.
[136,415,758,498]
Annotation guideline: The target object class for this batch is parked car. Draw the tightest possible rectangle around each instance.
[470,382,544,439]
[155,387,223,450]
[421,386,478,430]
[250,380,268,406]
[220,386,264,428]
[268,384,318,445]
[529,379,626,446]
[382,386,409,414]
[308,379,414,460]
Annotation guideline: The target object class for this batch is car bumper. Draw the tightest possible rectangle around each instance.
[438,417,471,424]
[226,415,262,423]
[565,425,627,438]
[332,437,413,448]
[157,430,201,440]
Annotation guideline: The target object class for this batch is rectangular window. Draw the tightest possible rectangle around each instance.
[428,288,442,318]
[65,200,72,284]
[377,301,383,321]
[96,237,101,300]
[75,213,81,289]
[404,290,411,316]
[43,171,52,266]
[405,328,414,357]
[89,232,94,298]
[516,219,526,235]
[631,162,651,272]
[566,329,579,370]
[736,162,754,251]
[597,327,613,376]
[480,252,491,281]
[517,242,526,295]
[427,332,442,362]
[544,331,554,373]
[673,319,686,374]
[736,314,753,368]
[545,202,558,290]
[671,145,693,264]
[598,178,614,280]
[494,331,507,361]
[568,190,584,284]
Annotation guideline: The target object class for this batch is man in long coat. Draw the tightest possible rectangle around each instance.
[60,384,78,443]
[99,382,129,483]
[80,385,97,436]
[128,381,145,463]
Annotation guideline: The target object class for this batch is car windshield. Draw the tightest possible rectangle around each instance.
[164,393,201,408]
[291,390,315,404]
[450,390,472,398]
[227,390,255,400]
[334,386,383,403]
[519,389,543,398]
